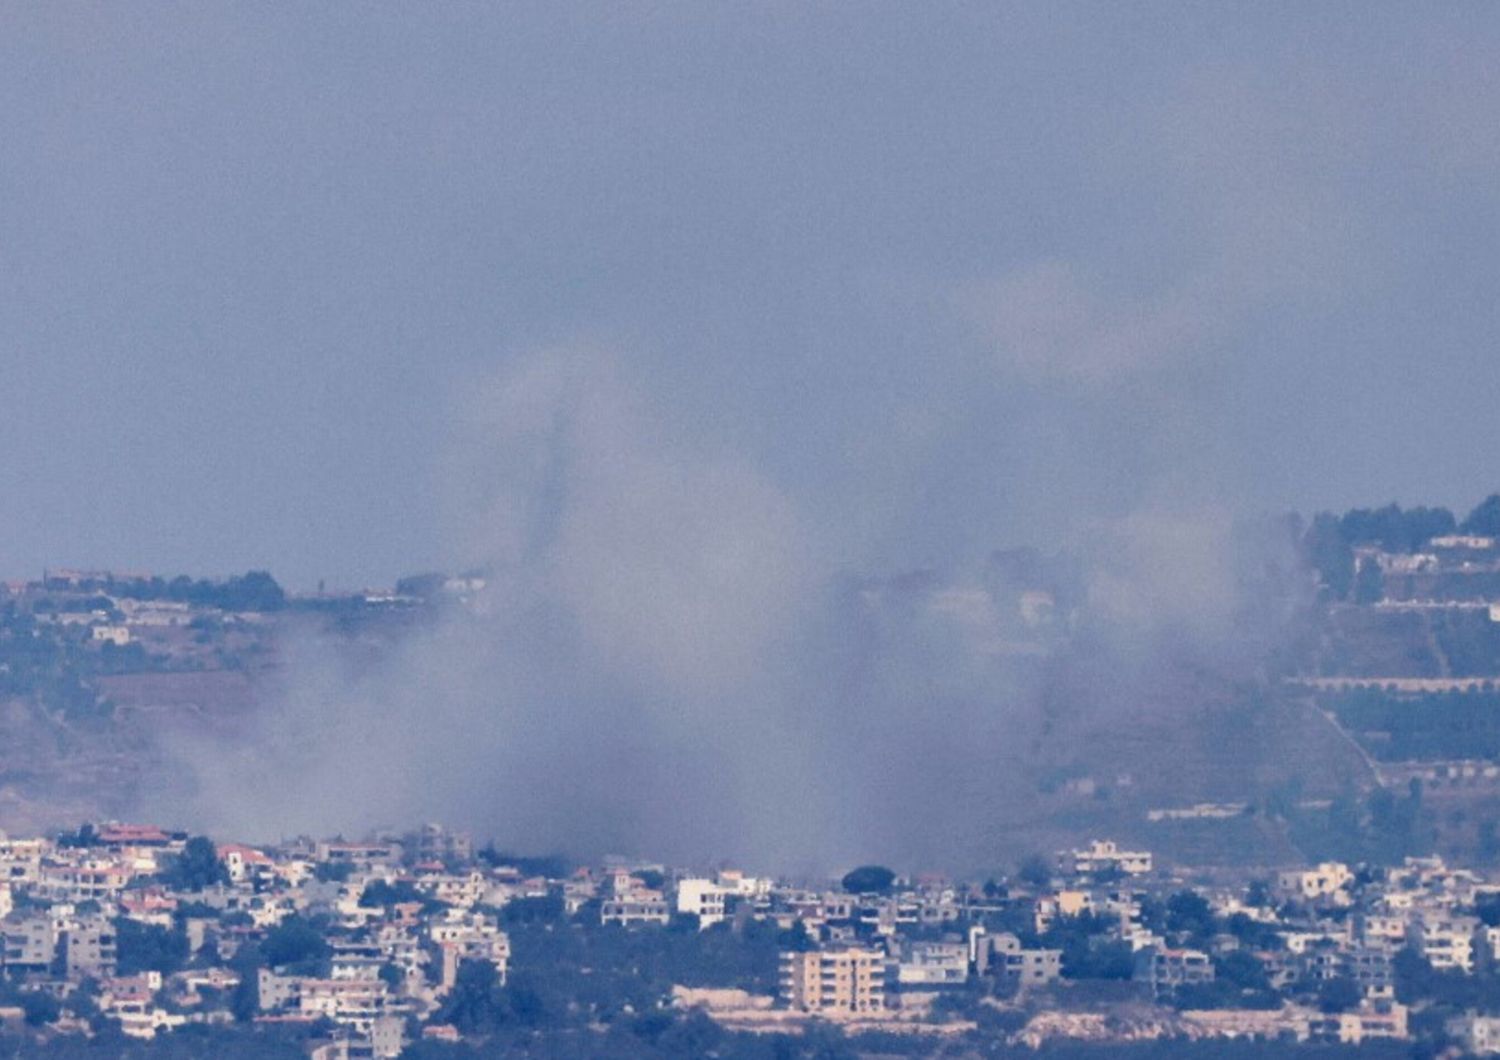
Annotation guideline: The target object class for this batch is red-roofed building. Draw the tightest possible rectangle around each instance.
[98,825,173,848]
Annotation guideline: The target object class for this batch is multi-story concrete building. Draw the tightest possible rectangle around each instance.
[1307,998,1408,1045]
[894,940,968,986]
[675,879,729,928]
[1356,913,1408,953]
[975,932,1062,986]
[779,946,887,1015]
[1411,913,1479,973]
[64,916,117,979]
[0,839,47,888]
[601,893,671,927]
[34,859,132,903]
[2,916,56,971]
[1136,947,1215,996]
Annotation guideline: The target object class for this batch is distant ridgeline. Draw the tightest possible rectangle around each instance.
[4,496,1500,866]
[0,568,451,726]
[43,568,289,612]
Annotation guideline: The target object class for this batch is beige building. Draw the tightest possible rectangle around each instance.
[1276,862,1353,904]
[779,946,886,1015]
[1411,913,1478,973]
[1034,889,1095,932]
[1450,1011,1500,1054]
[1308,999,1408,1045]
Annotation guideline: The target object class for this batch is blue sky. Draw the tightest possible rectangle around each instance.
[5,3,1500,589]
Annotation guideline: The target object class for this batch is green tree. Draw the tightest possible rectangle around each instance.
[163,836,228,891]
[1303,513,1354,599]
[1017,855,1053,890]
[1059,937,1134,980]
[1317,976,1361,1013]
[1225,912,1281,951]
[359,879,425,908]
[229,972,260,1022]
[58,822,99,849]
[262,916,329,971]
[439,960,509,1035]
[223,571,286,611]
[1354,556,1384,605]
[1215,950,1271,992]
[313,861,352,883]
[1462,494,1500,536]
[500,893,564,925]
[777,919,817,952]
[1339,503,1453,553]
[1165,891,1216,943]
[839,865,896,895]
[65,978,101,1021]
[115,918,190,975]
[22,991,61,1027]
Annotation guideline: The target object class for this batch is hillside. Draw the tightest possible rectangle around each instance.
[3,498,1500,870]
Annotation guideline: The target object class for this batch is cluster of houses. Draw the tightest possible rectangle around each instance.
[616,839,1500,1050]
[553,838,1492,1048]
[1361,534,1500,579]
[1352,532,1500,619]
[7,575,250,655]
[9,827,1500,1053]
[0,823,511,1057]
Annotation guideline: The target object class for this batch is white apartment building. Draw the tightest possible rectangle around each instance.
[894,940,969,986]
[1067,840,1152,877]
[676,878,729,928]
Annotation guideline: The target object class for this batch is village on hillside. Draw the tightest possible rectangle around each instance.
[0,824,1499,1055]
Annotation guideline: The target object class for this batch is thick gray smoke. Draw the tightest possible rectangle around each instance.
[156,352,827,864]
[148,350,1305,873]
[14,4,1500,872]
[121,15,1362,871]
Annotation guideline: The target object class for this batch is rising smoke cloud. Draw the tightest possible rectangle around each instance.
[155,352,836,866]
[119,7,1490,872]
[148,343,1307,874]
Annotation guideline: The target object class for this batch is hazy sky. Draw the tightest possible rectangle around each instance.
[5,3,1500,589]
